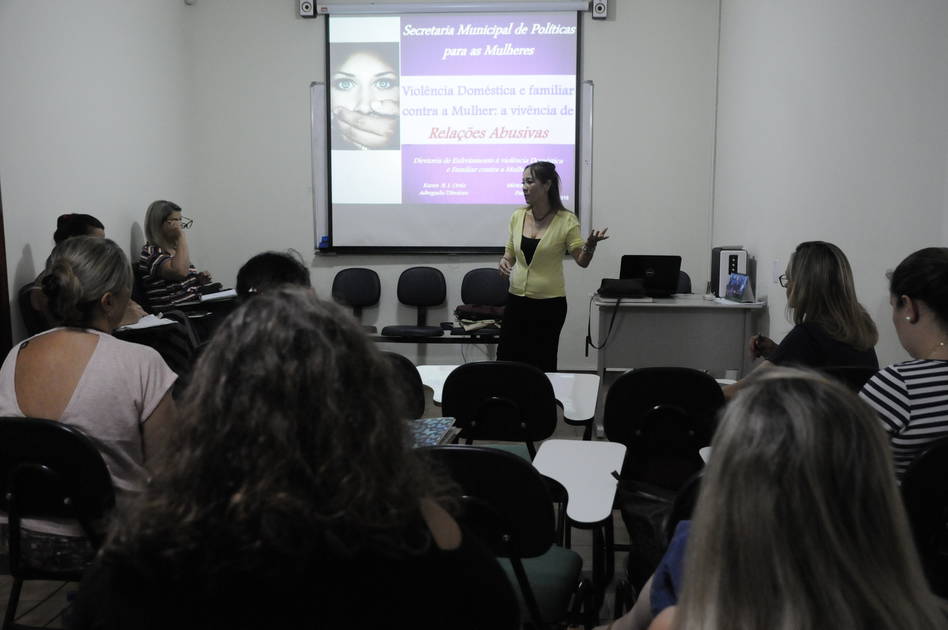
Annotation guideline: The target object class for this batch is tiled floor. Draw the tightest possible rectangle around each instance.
[0,379,630,628]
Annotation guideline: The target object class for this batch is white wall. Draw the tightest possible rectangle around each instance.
[0,1,192,341]
[712,0,948,367]
[184,0,721,369]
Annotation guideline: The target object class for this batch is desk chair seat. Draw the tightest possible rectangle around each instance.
[381,266,445,338]
[425,446,593,629]
[332,267,381,333]
[0,417,115,630]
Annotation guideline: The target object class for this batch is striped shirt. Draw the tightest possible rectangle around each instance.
[859,359,948,478]
[137,244,202,311]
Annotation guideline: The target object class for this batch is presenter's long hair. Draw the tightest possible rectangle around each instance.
[101,288,455,593]
[785,240,877,350]
[144,199,182,252]
[525,161,567,213]
[672,369,945,630]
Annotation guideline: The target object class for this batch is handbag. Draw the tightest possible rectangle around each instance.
[597,278,645,299]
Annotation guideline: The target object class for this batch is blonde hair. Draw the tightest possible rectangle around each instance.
[673,368,945,630]
[40,236,132,327]
[144,200,181,253]
[784,241,877,350]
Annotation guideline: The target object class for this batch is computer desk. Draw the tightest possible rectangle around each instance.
[593,294,766,380]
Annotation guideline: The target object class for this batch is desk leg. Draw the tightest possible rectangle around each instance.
[596,310,607,438]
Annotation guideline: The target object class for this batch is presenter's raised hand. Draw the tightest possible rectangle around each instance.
[333,100,398,149]
[586,228,609,248]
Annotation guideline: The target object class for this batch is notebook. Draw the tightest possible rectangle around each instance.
[619,255,682,298]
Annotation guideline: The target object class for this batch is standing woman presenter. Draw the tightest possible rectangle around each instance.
[498,161,608,372]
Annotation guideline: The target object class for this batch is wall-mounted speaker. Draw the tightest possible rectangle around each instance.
[592,0,608,19]
[299,0,315,18]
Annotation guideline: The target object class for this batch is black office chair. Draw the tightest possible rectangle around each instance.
[604,367,724,591]
[441,361,558,460]
[331,267,381,333]
[820,365,878,393]
[425,446,594,629]
[900,436,948,598]
[452,268,508,336]
[381,351,426,419]
[380,266,446,338]
[17,282,49,337]
[0,417,115,630]
[675,270,692,294]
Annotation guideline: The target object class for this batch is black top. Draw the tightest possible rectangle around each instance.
[769,322,878,369]
[521,235,540,266]
[70,526,519,630]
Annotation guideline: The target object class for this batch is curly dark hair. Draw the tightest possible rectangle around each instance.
[102,287,454,591]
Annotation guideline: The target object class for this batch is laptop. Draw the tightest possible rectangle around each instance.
[619,255,682,298]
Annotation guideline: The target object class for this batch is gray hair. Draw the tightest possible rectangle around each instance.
[40,236,132,327]
[674,368,945,630]
[144,200,181,252]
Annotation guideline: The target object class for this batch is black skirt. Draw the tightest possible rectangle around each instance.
[497,294,567,372]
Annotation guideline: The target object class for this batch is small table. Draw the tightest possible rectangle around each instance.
[416,365,600,433]
[533,439,626,589]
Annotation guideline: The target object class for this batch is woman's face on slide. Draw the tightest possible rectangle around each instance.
[331,51,399,114]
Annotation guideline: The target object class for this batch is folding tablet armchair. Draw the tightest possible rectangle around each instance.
[603,367,724,590]
[441,361,558,460]
[331,267,381,333]
[901,436,948,598]
[380,266,446,338]
[381,351,426,420]
[425,446,594,629]
[0,417,115,630]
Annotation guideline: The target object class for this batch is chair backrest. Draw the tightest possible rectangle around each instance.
[441,361,557,458]
[901,436,948,597]
[382,352,426,419]
[331,268,381,318]
[0,417,115,555]
[604,367,724,491]
[820,365,877,393]
[17,282,50,336]
[661,470,702,547]
[461,268,509,307]
[115,312,199,377]
[676,270,692,294]
[424,445,555,558]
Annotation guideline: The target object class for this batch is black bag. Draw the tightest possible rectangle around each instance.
[598,278,645,299]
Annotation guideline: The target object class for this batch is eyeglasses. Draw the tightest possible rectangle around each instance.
[167,216,194,229]
[778,274,789,288]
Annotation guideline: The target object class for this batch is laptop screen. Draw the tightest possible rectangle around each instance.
[619,255,682,297]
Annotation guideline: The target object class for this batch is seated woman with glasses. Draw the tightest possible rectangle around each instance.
[725,241,877,397]
[604,369,946,630]
[71,288,519,629]
[0,236,177,572]
[137,200,214,312]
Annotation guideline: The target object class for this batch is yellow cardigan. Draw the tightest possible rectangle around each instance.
[505,207,586,299]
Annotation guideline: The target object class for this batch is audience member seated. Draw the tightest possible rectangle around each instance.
[725,241,877,397]
[0,236,177,572]
[602,368,945,630]
[71,288,519,629]
[860,247,948,479]
[26,214,145,332]
[137,200,214,311]
[235,250,311,300]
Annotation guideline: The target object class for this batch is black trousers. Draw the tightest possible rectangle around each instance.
[498,294,568,372]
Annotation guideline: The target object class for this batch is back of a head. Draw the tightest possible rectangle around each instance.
[787,240,877,349]
[53,213,104,244]
[235,251,311,299]
[890,247,948,329]
[675,368,944,630]
[41,236,132,328]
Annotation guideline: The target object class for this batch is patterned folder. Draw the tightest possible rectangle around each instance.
[409,417,460,448]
